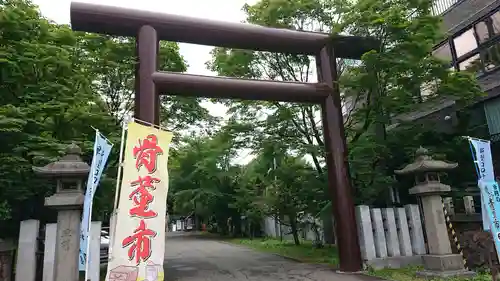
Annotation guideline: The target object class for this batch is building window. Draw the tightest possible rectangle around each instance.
[458,54,482,73]
[493,12,500,34]
[484,97,500,136]
[453,29,478,57]
[482,42,500,71]
[475,21,490,43]
[475,11,500,43]
[433,7,500,76]
[433,42,452,62]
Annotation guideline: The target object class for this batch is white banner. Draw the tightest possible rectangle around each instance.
[479,180,500,262]
[106,121,172,281]
[79,131,113,272]
[469,137,495,230]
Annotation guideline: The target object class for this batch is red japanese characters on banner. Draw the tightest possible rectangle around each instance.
[133,134,164,173]
[129,176,160,218]
[122,134,163,264]
[122,220,157,265]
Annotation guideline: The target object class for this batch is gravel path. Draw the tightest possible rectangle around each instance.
[163,232,383,281]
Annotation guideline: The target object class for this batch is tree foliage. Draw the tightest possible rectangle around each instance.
[0,0,485,247]
[171,0,484,244]
[0,0,214,237]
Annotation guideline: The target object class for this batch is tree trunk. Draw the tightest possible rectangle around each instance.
[322,208,335,245]
[233,215,242,237]
[279,215,285,241]
[321,179,335,244]
[289,215,300,246]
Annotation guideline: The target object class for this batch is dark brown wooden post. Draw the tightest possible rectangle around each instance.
[155,39,161,125]
[317,45,362,272]
[134,25,157,124]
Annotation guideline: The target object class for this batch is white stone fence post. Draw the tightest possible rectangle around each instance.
[356,204,426,269]
[443,196,477,215]
[14,220,102,281]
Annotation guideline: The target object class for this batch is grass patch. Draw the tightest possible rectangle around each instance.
[229,238,493,281]
[228,237,339,265]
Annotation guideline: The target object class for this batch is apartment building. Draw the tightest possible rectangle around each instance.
[392,0,500,138]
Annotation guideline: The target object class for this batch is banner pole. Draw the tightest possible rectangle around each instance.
[113,122,127,211]
[108,121,127,260]
[84,131,97,281]
[84,199,93,281]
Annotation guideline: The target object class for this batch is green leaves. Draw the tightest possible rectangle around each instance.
[0,0,216,237]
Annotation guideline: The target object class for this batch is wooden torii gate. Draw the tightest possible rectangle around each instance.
[70,2,378,272]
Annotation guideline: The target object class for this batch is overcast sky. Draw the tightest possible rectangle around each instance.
[32,0,258,162]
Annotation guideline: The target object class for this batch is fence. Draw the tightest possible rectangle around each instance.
[11,220,103,281]
[355,205,426,269]
[262,216,324,242]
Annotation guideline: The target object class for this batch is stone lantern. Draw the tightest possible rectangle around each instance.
[33,143,89,281]
[395,147,474,278]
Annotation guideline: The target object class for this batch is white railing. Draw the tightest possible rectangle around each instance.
[432,0,462,16]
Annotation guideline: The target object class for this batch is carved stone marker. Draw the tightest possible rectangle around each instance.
[33,144,88,281]
[395,147,475,278]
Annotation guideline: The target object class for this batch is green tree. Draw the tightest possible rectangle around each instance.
[79,33,219,137]
[206,0,483,242]
[169,128,241,233]
[0,0,218,237]
[0,0,116,236]
[339,0,483,204]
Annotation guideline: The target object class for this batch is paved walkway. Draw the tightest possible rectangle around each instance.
[164,232,384,281]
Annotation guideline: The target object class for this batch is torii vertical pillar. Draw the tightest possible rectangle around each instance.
[317,46,361,272]
[134,25,158,125]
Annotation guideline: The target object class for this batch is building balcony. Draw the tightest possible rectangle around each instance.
[438,0,498,34]
[432,0,462,16]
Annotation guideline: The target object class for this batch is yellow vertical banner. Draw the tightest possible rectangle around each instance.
[106,121,173,281]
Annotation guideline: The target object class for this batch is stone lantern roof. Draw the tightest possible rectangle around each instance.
[32,143,90,178]
[394,146,458,175]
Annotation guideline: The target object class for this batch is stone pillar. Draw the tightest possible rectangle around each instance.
[443,197,454,215]
[395,208,412,256]
[355,205,376,261]
[382,208,400,257]
[404,204,426,255]
[43,223,57,281]
[370,208,387,258]
[463,196,475,214]
[15,220,39,281]
[421,196,452,255]
[89,222,101,281]
[46,195,84,281]
[0,239,17,281]
[0,239,16,281]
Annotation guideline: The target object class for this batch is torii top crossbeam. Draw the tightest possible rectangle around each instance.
[70,1,376,273]
[70,2,377,58]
